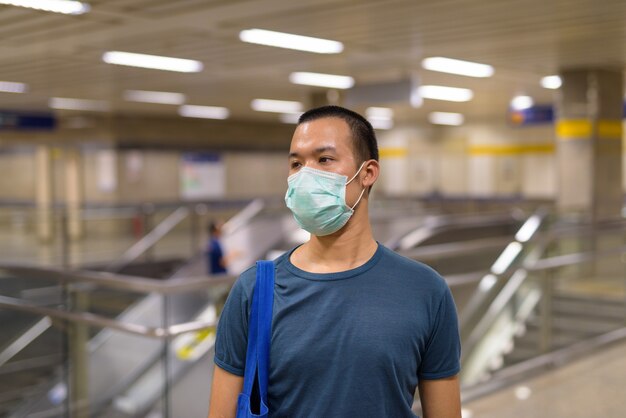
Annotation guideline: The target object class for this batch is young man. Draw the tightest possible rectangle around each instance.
[209,106,461,418]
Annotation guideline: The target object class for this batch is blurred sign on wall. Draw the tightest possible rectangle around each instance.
[180,152,225,200]
[0,110,56,130]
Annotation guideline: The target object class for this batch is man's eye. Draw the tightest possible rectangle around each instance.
[290,161,301,169]
[319,157,332,163]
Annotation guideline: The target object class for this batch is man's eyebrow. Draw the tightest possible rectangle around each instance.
[288,146,337,158]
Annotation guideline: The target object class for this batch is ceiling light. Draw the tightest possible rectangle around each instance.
[0,0,90,15]
[289,72,354,89]
[369,118,394,130]
[0,81,27,93]
[239,29,344,54]
[279,113,302,124]
[422,57,494,78]
[418,85,474,102]
[510,95,534,110]
[251,99,303,113]
[541,75,562,89]
[124,90,185,105]
[429,112,464,126]
[366,107,394,119]
[102,51,203,73]
[179,105,229,120]
[49,97,109,112]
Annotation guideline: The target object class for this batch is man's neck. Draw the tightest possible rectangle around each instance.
[291,207,378,273]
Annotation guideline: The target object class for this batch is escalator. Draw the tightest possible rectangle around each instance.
[5,204,620,418]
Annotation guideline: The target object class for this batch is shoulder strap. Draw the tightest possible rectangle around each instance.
[255,260,274,403]
[241,260,275,404]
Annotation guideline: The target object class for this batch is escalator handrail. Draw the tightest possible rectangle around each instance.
[106,206,190,273]
[391,210,525,251]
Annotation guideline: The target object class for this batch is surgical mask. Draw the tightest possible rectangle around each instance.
[285,162,366,236]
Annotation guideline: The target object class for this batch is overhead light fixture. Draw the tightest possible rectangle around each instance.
[124,90,186,105]
[289,72,354,89]
[422,57,494,78]
[239,29,344,54]
[429,112,464,126]
[369,118,394,130]
[279,113,302,124]
[102,51,203,73]
[0,0,90,15]
[510,95,534,110]
[179,105,229,120]
[541,75,562,89]
[366,107,394,119]
[251,99,303,113]
[49,97,109,112]
[418,85,473,102]
[0,81,27,93]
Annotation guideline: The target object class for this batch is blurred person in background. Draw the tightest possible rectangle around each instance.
[206,221,228,275]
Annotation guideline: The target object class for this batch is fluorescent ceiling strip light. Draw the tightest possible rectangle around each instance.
[510,95,533,110]
[0,0,90,15]
[279,113,302,124]
[179,105,229,120]
[429,112,464,126]
[251,99,303,113]
[418,85,473,102]
[366,107,393,119]
[102,51,203,73]
[289,72,354,89]
[369,118,394,130]
[541,75,562,89]
[239,29,343,54]
[0,81,27,93]
[124,90,185,105]
[49,97,109,112]
[422,57,494,78]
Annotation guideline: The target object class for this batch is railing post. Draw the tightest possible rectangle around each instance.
[69,288,90,418]
[539,269,553,353]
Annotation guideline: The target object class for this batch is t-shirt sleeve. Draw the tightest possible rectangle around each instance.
[213,276,249,376]
[418,283,461,380]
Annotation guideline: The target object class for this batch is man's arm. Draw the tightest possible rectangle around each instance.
[418,375,461,418]
[208,366,244,418]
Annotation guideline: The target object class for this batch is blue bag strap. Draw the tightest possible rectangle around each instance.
[241,260,275,404]
[255,260,274,404]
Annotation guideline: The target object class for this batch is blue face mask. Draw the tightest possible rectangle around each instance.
[285,162,366,236]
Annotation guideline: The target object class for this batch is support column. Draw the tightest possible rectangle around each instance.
[64,147,84,240]
[556,69,623,221]
[35,146,54,243]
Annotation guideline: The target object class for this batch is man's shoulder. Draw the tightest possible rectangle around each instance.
[378,245,448,290]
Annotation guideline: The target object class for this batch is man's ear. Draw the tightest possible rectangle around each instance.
[362,160,380,188]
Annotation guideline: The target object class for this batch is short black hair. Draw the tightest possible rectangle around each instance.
[298,105,379,165]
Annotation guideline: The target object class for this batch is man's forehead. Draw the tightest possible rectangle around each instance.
[289,117,352,153]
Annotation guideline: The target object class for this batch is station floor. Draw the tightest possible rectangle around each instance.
[463,339,626,418]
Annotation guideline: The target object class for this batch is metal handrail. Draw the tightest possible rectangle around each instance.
[0,264,237,294]
[106,206,190,273]
[1,243,624,342]
[393,211,524,251]
[0,294,218,339]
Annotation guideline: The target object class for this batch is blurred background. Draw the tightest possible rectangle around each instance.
[0,1,625,417]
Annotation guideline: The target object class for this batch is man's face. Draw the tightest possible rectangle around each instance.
[288,117,358,178]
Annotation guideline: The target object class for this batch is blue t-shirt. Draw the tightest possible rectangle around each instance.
[207,238,227,275]
[214,243,460,418]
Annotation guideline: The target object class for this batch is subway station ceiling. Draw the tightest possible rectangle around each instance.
[1,0,625,126]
